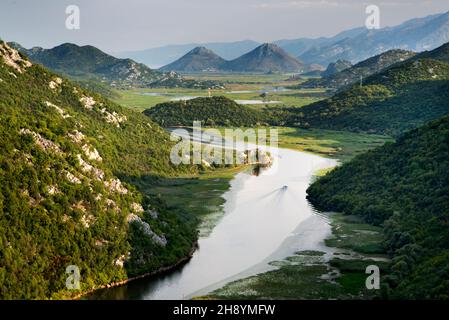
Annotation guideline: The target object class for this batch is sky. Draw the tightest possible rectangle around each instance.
[1,0,448,53]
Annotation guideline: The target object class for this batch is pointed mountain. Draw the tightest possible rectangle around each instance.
[117,40,260,68]
[225,43,306,73]
[12,42,220,89]
[159,46,227,72]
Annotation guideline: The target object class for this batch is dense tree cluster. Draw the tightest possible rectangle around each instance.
[307,116,449,298]
[145,96,278,127]
[286,59,449,136]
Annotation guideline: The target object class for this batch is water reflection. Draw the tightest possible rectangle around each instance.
[89,147,336,300]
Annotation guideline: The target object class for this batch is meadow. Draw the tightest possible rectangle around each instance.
[111,73,329,111]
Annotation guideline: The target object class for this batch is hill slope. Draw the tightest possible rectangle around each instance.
[321,59,353,78]
[11,42,221,89]
[144,97,273,127]
[307,116,449,299]
[0,41,200,299]
[300,50,416,90]
[287,56,449,136]
[225,43,307,73]
[159,47,227,72]
[414,41,449,62]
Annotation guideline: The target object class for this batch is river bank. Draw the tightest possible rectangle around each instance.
[204,213,390,299]
[76,242,198,300]
[87,145,336,299]
[86,128,390,300]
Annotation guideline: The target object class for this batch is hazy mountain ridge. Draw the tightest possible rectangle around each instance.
[133,11,449,69]
[297,11,449,66]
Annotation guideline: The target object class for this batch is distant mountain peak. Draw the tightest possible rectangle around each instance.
[160,46,226,72]
[190,46,214,54]
[260,43,279,50]
[225,43,306,73]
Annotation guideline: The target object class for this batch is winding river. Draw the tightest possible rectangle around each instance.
[90,142,336,300]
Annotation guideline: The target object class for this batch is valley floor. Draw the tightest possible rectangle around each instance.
[99,73,393,300]
[142,130,391,300]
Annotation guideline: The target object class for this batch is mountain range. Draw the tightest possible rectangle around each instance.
[298,11,449,66]
[149,41,449,138]
[10,43,223,89]
[117,40,260,68]
[121,10,449,69]
[286,42,449,136]
[160,43,308,73]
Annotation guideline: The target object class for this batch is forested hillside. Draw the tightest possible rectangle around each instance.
[145,96,281,127]
[307,116,449,299]
[0,41,200,299]
[287,58,449,136]
[299,49,416,90]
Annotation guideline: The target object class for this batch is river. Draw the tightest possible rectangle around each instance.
[90,143,336,299]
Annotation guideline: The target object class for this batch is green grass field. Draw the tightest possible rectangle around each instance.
[146,165,251,236]
[110,73,328,111]
[275,127,393,162]
[182,72,293,84]
[208,126,392,162]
